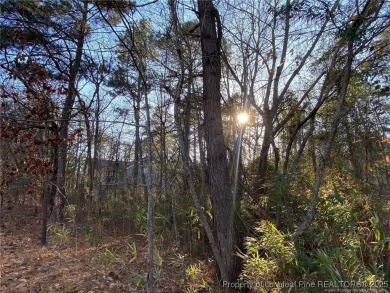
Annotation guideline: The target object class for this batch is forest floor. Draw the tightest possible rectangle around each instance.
[0,204,215,293]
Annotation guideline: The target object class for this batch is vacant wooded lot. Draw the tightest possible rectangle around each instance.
[1,0,389,292]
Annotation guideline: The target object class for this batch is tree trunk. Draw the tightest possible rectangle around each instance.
[132,79,142,188]
[81,104,94,220]
[293,0,383,238]
[55,2,88,221]
[144,93,154,293]
[198,0,236,285]
[294,39,354,238]
[41,125,52,246]
[49,142,58,221]
[93,95,101,214]
[257,111,272,192]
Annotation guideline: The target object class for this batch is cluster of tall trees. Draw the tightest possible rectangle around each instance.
[1,0,389,291]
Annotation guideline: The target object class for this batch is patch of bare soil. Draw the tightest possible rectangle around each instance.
[0,205,214,293]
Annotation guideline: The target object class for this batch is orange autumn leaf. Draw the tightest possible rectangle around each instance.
[381,138,390,143]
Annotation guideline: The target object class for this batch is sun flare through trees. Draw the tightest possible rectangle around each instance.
[1,0,389,292]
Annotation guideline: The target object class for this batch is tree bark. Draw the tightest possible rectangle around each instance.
[55,1,88,221]
[132,77,142,188]
[197,0,236,285]
[144,91,154,293]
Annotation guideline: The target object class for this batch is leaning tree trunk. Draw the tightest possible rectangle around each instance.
[55,2,88,221]
[292,0,381,236]
[198,0,236,286]
[293,41,353,238]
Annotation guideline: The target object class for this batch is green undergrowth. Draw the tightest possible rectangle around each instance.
[239,173,390,293]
